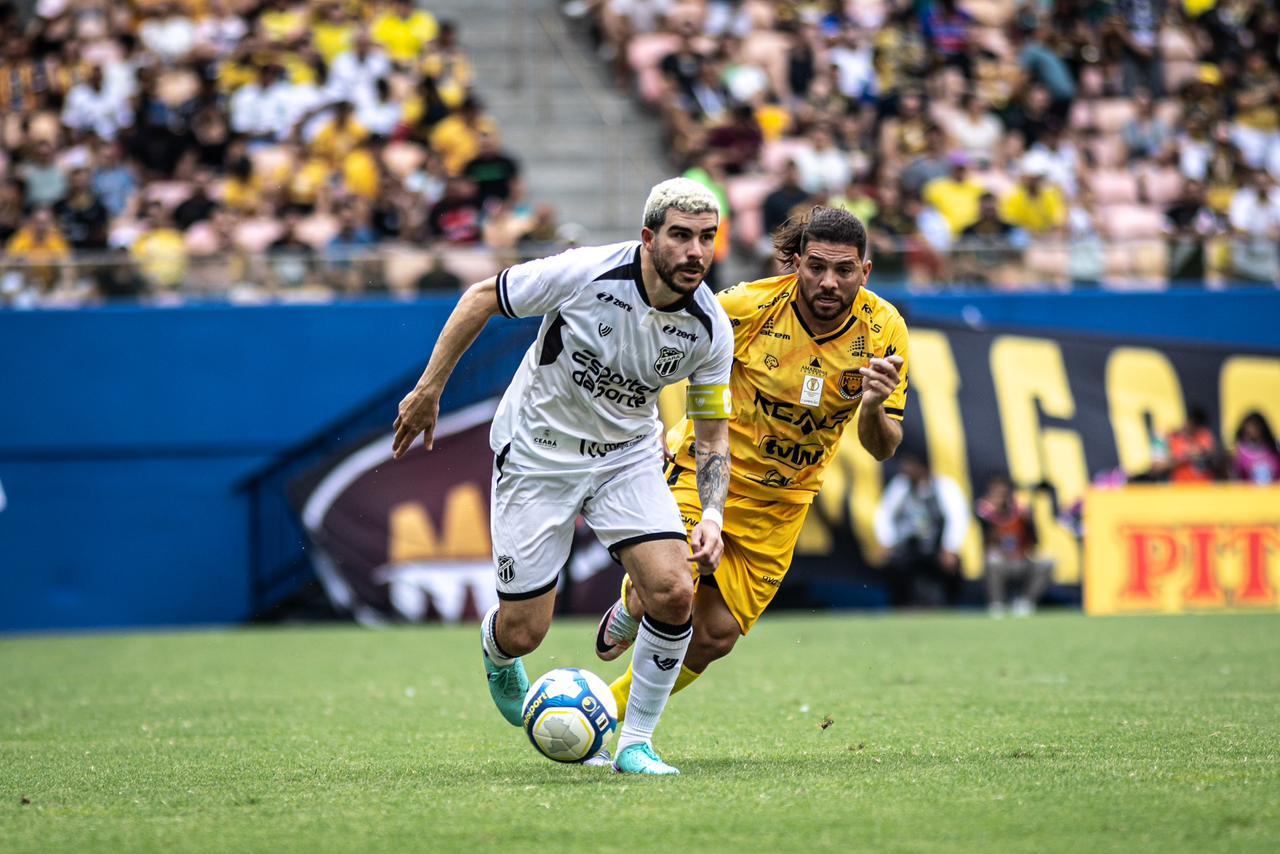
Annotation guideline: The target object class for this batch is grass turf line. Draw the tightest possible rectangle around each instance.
[2,613,1277,853]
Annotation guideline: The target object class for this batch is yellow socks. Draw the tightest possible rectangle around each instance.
[610,662,703,724]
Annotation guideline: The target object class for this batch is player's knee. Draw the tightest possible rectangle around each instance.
[644,575,694,624]
[499,614,550,656]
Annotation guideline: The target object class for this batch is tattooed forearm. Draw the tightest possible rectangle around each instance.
[695,447,729,515]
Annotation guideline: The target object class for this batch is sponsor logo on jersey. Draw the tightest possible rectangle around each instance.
[497,555,516,584]
[533,429,558,449]
[838,369,863,401]
[577,435,646,458]
[662,323,699,343]
[571,348,659,408]
[596,291,634,312]
[760,318,792,340]
[762,575,783,587]
[753,389,856,436]
[884,343,897,358]
[759,435,825,470]
[755,469,793,488]
[801,356,824,377]
[598,323,613,337]
[859,302,883,332]
[654,346,684,378]
[757,291,790,310]
[850,336,866,357]
[763,354,779,371]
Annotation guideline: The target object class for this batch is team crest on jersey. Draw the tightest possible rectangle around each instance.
[598,323,613,337]
[497,555,515,584]
[763,354,779,371]
[838,369,863,400]
[654,347,684,377]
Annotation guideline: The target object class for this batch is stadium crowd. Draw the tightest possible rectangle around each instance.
[0,0,557,307]
[576,0,1280,289]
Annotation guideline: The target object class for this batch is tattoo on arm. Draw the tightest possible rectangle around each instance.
[696,447,729,515]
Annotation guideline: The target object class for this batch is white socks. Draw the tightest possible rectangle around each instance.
[617,614,693,751]
[481,604,516,667]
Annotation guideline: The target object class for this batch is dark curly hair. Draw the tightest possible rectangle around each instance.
[772,206,868,269]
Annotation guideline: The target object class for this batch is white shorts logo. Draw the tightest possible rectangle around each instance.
[497,555,516,584]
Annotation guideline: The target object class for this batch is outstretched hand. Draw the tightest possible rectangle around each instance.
[392,388,441,458]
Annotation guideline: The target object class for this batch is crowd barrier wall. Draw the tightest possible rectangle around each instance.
[1,289,1276,631]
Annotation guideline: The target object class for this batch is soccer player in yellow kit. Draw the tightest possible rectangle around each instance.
[594,207,907,719]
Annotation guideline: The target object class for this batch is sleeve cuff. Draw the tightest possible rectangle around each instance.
[496,268,515,318]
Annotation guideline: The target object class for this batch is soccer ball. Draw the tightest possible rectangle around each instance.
[521,667,618,763]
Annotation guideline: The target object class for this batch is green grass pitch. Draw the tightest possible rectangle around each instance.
[3,612,1278,852]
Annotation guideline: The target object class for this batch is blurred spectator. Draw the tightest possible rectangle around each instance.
[62,66,132,142]
[1000,156,1066,235]
[91,144,136,220]
[955,192,1021,284]
[761,161,811,242]
[0,177,24,245]
[18,140,67,208]
[1164,179,1221,283]
[704,104,764,175]
[1017,20,1076,110]
[793,125,851,195]
[431,96,498,176]
[414,253,463,292]
[173,171,220,232]
[138,2,198,63]
[356,78,402,138]
[923,155,985,235]
[976,475,1053,618]
[53,168,108,251]
[899,124,950,198]
[1150,406,1223,483]
[130,203,187,291]
[267,209,316,289]
[329,31,391,106]
[874,453,970,608]
[4,206,70,288]
[1123,89,1172,162]
[1230,51,1280,169]
[463,131,520,206]
[944,93,1002,168]
[1227,169,1280,283]
[1232,412,1280,485]
[370,0,438,65]
[1106,2,1163,96]
[1066,188,1105,287]
[428,177,482,244]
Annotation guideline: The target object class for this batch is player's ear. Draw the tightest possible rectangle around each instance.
[640,225,656,249]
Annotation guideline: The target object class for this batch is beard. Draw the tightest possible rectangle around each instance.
[802,282,853,321]
[653,249,707,294]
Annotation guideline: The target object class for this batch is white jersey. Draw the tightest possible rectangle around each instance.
[491,241,733,470]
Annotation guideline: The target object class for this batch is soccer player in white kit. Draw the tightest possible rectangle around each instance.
[392,179,734,775]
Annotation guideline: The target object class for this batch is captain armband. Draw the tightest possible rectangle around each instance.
[686,384,732,420]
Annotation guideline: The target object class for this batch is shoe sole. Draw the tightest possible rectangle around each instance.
[594,602,633,662]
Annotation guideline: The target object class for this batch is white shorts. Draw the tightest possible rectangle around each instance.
[489,445,687,600]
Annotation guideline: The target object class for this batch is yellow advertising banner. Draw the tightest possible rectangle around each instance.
[1084,485,1280,615]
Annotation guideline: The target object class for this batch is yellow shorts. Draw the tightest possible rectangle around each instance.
[666,463,808,635]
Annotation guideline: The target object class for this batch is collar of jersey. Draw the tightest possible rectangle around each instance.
[629,245,697,313]
[787,281,868,344]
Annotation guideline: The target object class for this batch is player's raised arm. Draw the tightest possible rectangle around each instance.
[857,316,908,461]
[393,276,501,457]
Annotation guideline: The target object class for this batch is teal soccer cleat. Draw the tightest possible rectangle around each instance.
[612,742,679,776]
[483,650,528,727]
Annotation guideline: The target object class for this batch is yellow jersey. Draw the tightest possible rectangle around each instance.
[669,274,909,504]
